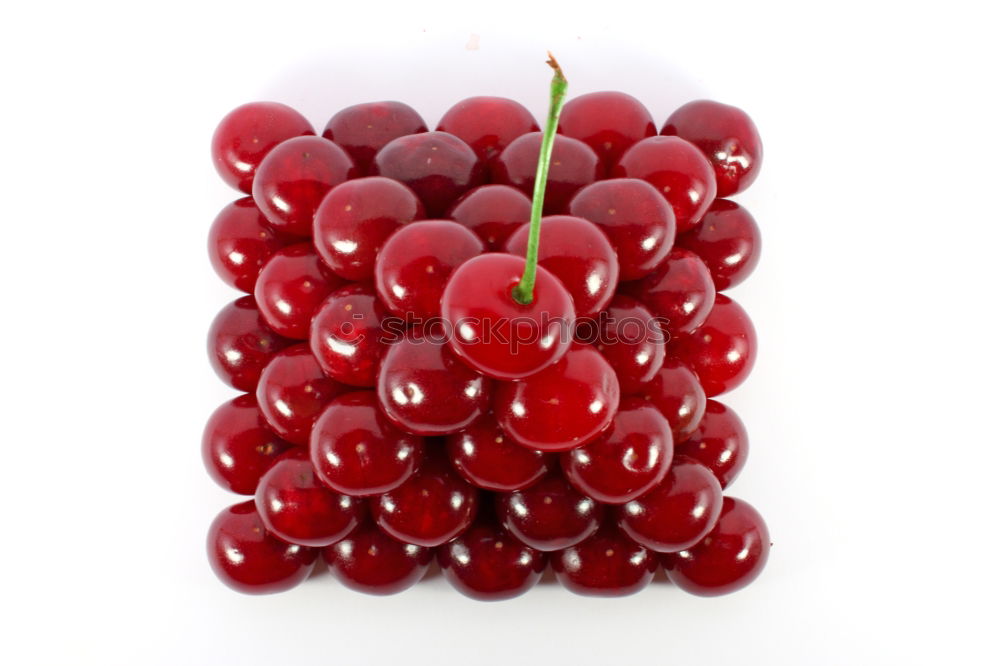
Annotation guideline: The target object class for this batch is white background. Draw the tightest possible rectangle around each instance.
[2,1,998,664]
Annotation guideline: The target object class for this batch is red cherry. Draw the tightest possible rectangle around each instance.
[505,215,619,319]
[628,248,716,335]
[558,91,656,171]
[664,497,770,596]
[251,136,358,238]
[309,284,388,388]
[612,136,717,233]
[322,101,427,175]
[436,96,539,163]
[447,184,532,251]
[677,199,761,290]
[440,254,575,380]
[202,394,294,495]
[494,343,620,452]
[310,391,424,496]
[208,296,292,392]
[672,294,756,396]
[568,178,676,281]
[253,244,343,340]
[496,472,603,551]
[372,131,484,217]
[208,198,285,293]
[635,357,707,441]
[675,399,748,489]
[313,176,424,282]
[322,519,432,595]
[662,100,763,197]
[446,415,549,492]
[492,132,600,214]
[438,517,546,601]
[619,456,723,553]
[211,102,313,193]
[552,521,658,597]
[374,220,484,319]
[593,295,666,395]
[207,501,316,595]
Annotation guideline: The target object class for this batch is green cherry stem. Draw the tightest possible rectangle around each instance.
[511,53,568,306]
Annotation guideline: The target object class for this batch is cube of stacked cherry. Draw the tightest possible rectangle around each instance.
[205,91,769,600]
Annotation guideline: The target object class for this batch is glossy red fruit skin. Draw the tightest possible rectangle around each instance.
[496,473,603,551]
[207,501,316,595]
[309,284,387,388]
[202,394,294,495]
[446,415,549,492]
[208,198,285,293]
[208,296,292,392]
[675,399,748,488]
[447,185,532,251]
[635,357,707,441]
[628,248,716,336]
[558,92,656,172]
[212,102,314,193]
[672,294,756,396]
[662,100,763,197]
[310,391,424,496]
[253,244,343,340]
[440,254,575,380]
[619,456,723,553]
[438,518,546,601]
[553,521,658,597]
[372,131,484,217]
[436,96,539,164]
[568,178,677,282]
[313,177,424,282]
[322,519,432,595]
[252,136,358,238]
[492,132,601,214]
[612,136,717,233]
[322,101,427,175]
[375,221,484,319]
[505,215,619,319]
[677,199,761,290]
[594,295,666,395]
[494,344,620,452]
[664,497,770,596]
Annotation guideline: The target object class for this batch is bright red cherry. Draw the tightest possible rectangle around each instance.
[672,294,756,396]
[619,456,723,553]
[253,244,343,340]
[322,101,427,175]
[309,284,388,388]
[664,497,770,596]
[552,521,657,596]
[628,248,716,336]
[322,519,432,595]
[675,400,748,489]
[208,296,292,392]
[662,100,763,197]
[593,295,666,394]
[438,517,546,601]
[313,177,424,282]
[371,131,484,217]
[612,136,717,233]
[558,91,656,172]
[251,135,357,237]
[677,199,761,290]
[496,472,603,551]
[568,178,676,281]
[447,185,532,250]
[436,96,539,163]
[505,215,619,319]
[635,357,707,441]
[310,391,424,496]
[206,501,316,595]
[374,221,484,319]
[208,198,285,293]
[440,254,575,380]
[446,415,549,492]
[494,343,620,452]
[492,132,600,214]
[211,102,314,193]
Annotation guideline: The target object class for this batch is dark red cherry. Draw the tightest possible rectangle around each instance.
[252,135,357,237]
[552,521,657,597]
[446,415,549,492]
[212,102,314,193]
[374,220,484,319]
[440,253,575,380]
[208,197,285,293]
[635,357,707,441]
[568,178,676,281]
[310,391,424,496]
[313,176,424,282]
[436,96,539,163]
[372,131,484,217]
[558,91,656,171]
[675,400,748,488]
[672,294,756,396]
[677,199,761,290]
[492,132,600,214]
[208,296,292,392]
[594,295,666,395]
[309,284,387,388]
[664,497,770,596]
[322,519,432,595]
[322,101,427,175]
[628,248,715,335]
[254,244,343,340]
[438,517,546,601]
[612,136,717,233]
[496,473,603,551]
[505,215,619,319]
[662,100,763,197]
[202,394,294,495]
[494,343,620,452]
[207,501,316,595]
[619,456,723,553]
[447,185,532,250]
